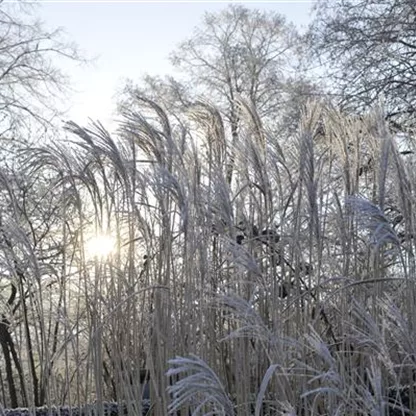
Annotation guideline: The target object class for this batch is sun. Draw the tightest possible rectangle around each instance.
[86,234,116,259]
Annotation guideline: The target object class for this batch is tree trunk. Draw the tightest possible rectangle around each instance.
[0,318,18,408]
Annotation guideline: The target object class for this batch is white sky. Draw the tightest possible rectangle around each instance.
[38,1,315,128]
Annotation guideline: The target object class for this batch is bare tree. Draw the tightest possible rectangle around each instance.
[0,1,81,408]
[309,0,416,131]
[124,6,317,140]
[171,5,300,116]
[169,5,310,184]
[0,1,80,138]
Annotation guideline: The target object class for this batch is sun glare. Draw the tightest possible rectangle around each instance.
[86,234,116,259]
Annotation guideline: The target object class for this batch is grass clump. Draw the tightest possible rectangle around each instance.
[0,98,415,415]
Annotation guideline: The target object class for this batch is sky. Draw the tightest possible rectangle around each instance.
[37,1,315,128]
